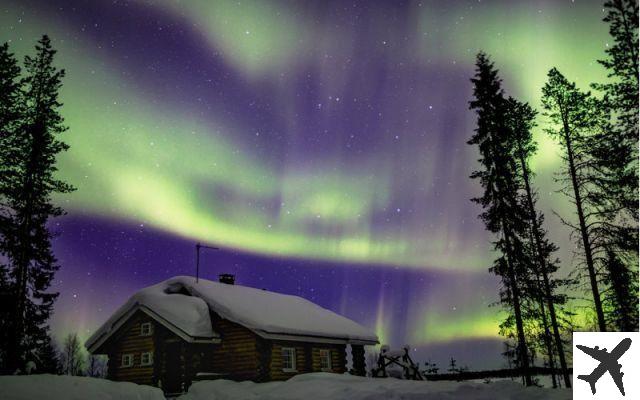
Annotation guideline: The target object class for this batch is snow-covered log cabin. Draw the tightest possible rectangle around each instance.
[85,275,378,394]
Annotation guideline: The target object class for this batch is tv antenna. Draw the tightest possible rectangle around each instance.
[195,242,219,283]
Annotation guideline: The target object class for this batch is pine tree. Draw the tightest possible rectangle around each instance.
[593,0,638,224]
[589,0,639,330]
[541,68,607,331]
[602,250,639,331]
[468,52,532,385]
[3,35,75,371]
[504,97,571,387]
[36,334,61,374]
[0,41,23,371]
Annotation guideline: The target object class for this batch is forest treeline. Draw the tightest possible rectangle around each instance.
[468,0,638,388]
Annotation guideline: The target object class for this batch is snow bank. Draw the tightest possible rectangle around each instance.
[1,374,165,400]
[177,373,572,400]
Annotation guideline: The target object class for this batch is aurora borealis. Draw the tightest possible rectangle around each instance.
[0,0,612,369]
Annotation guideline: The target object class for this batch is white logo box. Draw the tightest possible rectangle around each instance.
[573,331,639,399]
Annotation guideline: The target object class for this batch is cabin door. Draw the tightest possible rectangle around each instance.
[163,341,183,394]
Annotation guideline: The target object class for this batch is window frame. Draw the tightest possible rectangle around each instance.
[140,351,154,366]
[319,349,332,372]
[281,347,297,372]
[140,322,153,336]
[121,353,134,368]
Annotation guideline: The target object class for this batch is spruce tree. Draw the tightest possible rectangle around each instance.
[602,250,639,331]
[36,334,61,374]
[3,35,74,371]
[593,0,638,224]
[469,52,532,385]
[541,68,607,331]
[0,41,23,370]
[505,97,571,387]
[589,0,639,330]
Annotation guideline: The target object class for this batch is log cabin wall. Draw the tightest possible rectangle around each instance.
[210,313,260,380]
[100,308,353,391]
[269,340,346,380]
[105,311,156,386]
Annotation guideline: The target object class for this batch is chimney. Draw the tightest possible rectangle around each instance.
[218,273,235,285]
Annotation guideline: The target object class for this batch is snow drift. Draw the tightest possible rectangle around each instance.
[1,374,165,400]
[1,373,571,400]
[177,373,572,400]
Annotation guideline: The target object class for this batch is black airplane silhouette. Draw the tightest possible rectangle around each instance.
[577,337,632,396]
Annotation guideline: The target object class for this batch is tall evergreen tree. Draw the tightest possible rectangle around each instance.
[593,0,638,224]
[541,68,607,332]
[2,35,74,372]
[505,97,571,387]
[589,0,639,331]
[0,41,23,369]
[468,52,532,386]
[602,250,639,331]
[35,334,61,374]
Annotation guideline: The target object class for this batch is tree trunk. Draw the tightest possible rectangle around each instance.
[561,118,607,331]
[517,151,572,387]
[501,226,532,386]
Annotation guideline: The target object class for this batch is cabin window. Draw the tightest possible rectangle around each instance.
[281,347,297,372]
[140,322,152,336]
[121,354,134,367]
[319,349,332,371]
[141,351,154,366]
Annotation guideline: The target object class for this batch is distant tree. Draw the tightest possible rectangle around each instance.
[501,341,516,373]
[36,334,61,374]
[2,35,74,371]
[447,357,458,374]
[423,359,439,375]
[468,52,532,385]
[541,68,607,332]
[86,355,107,378]
[61,333,85,376]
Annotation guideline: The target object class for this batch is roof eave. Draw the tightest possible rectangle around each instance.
[86,304,220,353]
[253,329,379,346]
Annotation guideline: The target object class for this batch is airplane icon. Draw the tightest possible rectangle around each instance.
[577,337,632,396]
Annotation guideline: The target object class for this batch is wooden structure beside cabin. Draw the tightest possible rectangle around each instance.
[86,275,377,395]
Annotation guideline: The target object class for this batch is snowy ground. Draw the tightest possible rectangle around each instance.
[1,374,164,400]
[177,373,571,400]
[1,373,571,400]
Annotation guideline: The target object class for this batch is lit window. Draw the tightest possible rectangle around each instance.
[141,352,154,366]
[281,347,296,372]
[319,349,332,371]
[121,354,134,367]
[140,322,152,336]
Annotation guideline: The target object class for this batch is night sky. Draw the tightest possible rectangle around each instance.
[1,0,611,369]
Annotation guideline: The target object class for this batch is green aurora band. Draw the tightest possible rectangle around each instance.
[0,0,609,347]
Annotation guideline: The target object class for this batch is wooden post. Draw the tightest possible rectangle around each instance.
[351,345,366,376]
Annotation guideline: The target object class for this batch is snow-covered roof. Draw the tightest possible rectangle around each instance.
[87,276,378,352]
